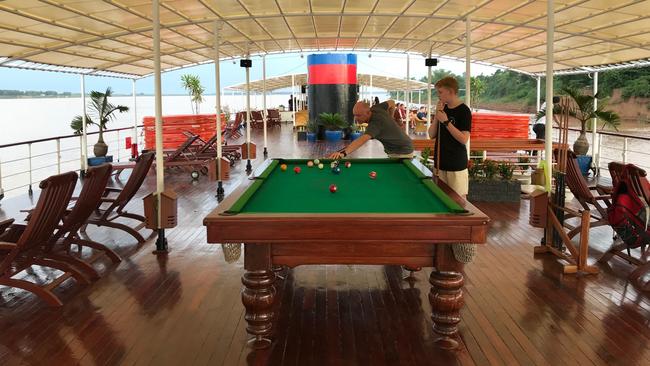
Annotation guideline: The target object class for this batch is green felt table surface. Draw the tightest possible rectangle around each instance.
[229,158,465,214]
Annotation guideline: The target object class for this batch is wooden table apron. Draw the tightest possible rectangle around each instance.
[203,159,489,350]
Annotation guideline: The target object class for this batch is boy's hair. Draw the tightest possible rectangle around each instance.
[435,76,459,94]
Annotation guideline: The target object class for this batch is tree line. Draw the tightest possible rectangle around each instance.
[390,66,650,110]
[0,89,76,97]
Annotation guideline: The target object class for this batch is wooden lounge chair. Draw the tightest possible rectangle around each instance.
[599,164,650,289]
[224,111,244,140]
[0,171,90,306]
[0,218,14,235]
[563,150,611,239]
[84,152,154,244]
[184,131,241,165]
[266,109,282,127]
[51,164,121,271]
[250,110,265,129]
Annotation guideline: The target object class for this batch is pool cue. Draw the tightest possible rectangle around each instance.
[434,101,443,177]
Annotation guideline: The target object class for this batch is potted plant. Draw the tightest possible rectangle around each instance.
[278,104,285,112]
[181,74,205,114]
[536,86,620,155]
[71,87,129,157]
[306,119,318,142]
[319,112,347,142]
[349,123,363,141]
[467,160,521,202]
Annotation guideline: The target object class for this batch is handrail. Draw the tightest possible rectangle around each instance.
[554,125,650,141]
[0,124,143,149]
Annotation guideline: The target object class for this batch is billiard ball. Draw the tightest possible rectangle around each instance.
[280,164,287,171]
[294,166,301,174]
[314,159,320,165]
[307,161,314,167]
[369,171,377,179]
[330,161,337,168]
[345,161,352,168]
[332,166,341,174]
[329,184,337,193]
[318,163,324,169]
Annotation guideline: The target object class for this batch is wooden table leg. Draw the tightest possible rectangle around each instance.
[241,244,276,349]
[429,245,465,350]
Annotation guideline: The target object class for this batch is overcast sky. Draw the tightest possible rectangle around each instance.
[0,51,501,95]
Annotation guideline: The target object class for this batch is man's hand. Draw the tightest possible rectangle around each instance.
[328,151,345,159]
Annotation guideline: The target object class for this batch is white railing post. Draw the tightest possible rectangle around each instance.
[56,138,61,174]
[0,158,4,201]
[117,129,121,162]
[597,133,602,172]
[28,143,33,195]
[622,137,628,164]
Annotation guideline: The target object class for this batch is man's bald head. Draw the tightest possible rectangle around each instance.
[353,101,372,124]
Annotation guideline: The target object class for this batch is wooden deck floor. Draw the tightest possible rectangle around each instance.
[1,125,649,366]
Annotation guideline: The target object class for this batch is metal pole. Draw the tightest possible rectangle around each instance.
[214,21,224,197]
[56,139,61,174]
[117,130,121,162]
[536,76,541,112]
[132,79,138,158]
[427,48,433,134]
[245,49,252,172]
[80,75,88,174]
[0,158,4,201]
[263,55,268,157]
[370,74,373,102]
[28,143,33,195]
[291,74,296,128]
[405,54,410,135]
[544,0,554,192]
[592,71,599,175]
[153,0,167,252]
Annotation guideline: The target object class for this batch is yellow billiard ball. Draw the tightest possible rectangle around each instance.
[280,164,288,171]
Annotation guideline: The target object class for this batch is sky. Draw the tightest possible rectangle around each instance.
[0,51,501,95]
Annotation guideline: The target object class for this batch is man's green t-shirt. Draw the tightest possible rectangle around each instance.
[365,102,414,155]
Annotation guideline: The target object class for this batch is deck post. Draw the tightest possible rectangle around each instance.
[466,17,472,157]
[536,76,541,112]
[80,74,88,176]
[263,55,268,157]
[544,0,555,191]
[244,45,252,173]
[592,71,599,175]
[152,0,168,253]
[214,21,225,197]
[132,79,138,159]
[0,158,3,201]
[427,44,433,134]
[405,54,410,135]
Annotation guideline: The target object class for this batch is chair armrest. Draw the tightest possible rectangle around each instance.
[0,218,15,233]
[104,187,123,193]
[0,241,17,250]
[100,197,117,203]
[595,184,612,195]
[593,194,611,201]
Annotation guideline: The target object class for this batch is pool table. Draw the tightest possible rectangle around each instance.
[203,158,489,350]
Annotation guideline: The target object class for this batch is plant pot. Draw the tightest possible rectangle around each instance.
[573,131,590,155]
[325,130,343,142]
[306,132,317,142]
[468,179,521,202]
[94,141,108,157]
[576,155,592,176]
[297,131,307,141]
[350,131,362,141]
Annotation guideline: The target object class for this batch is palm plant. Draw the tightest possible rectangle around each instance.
[181,74,205,114]
[71,87,129,157]
[318,112,347,130]
[536,86,620,155]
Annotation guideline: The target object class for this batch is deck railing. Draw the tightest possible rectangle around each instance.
[0,125,143,199]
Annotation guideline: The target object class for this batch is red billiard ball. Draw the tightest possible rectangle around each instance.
[369,171,377,179]
[294,166,301,174]
[329,184,337,193]
[345,161,352,168]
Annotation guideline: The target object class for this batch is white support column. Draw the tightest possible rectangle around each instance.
[262,55,268,156]
[152,0,167,251]
[80,75,88,173]
[214,21,225,196]
[592,71,599,175]
[427,50,432,134]
[132,79,138,158]
[536,76,541,112]
[405,54,410,135]
[544,0,554,191]
[245,48,252,172]
[370,74,373,102]
[291,74,296,128]
[466,17,472,156]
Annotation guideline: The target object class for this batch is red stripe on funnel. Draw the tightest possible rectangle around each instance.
[308,64,357,84]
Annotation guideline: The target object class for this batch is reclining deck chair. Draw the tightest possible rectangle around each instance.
[183,131,241,166]
[267,109,282,127]
[51,164,121,270]
[250,110,265,129]
[0,171,89,306]
[563,150,612,239]
[85,152,154,244]
[599,163,650,289]
[224,111,244,140]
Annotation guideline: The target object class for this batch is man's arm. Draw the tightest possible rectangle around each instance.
[328,134,372,159]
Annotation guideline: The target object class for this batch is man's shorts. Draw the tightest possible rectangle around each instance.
[438,169,469,196]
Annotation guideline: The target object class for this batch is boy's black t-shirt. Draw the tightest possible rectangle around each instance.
[434,103,472,171]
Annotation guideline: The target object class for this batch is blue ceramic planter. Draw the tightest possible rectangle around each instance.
[325,130,343,142]
[576,155,592,176]
[306,132,317,142]
[350,132,362,141]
